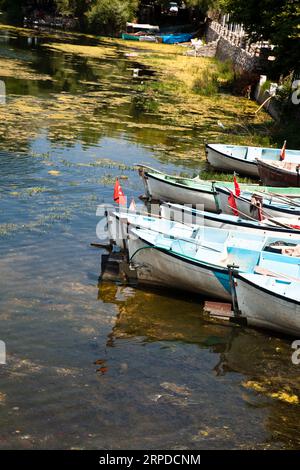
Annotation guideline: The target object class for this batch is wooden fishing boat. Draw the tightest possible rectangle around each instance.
[206,143,300,177]
[138,165,300,212]
[233,273,300,336]
[257,160,300,187]
[139,168,219,212]
[160,202,300,238]
[215,185,300,220]
[127,225,300,301]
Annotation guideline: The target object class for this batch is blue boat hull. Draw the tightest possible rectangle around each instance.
[162,33,193,44]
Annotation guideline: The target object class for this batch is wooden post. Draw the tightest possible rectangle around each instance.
[228,265,241,317]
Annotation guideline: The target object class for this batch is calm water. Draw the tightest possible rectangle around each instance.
[0,26,299,450]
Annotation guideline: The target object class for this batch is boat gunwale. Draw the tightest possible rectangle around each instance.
[145,171,216,195]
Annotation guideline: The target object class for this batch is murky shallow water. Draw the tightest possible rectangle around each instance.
[0,26,300,450]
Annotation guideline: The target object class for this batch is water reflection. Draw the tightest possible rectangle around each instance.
[99,281,229,346]
[98,281,300,448]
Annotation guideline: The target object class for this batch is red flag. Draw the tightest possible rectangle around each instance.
[233,176,241,197]
[280,140,287,161]
[228,191,239,216]
[113,178,126,205]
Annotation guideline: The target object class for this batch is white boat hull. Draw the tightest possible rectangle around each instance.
[206,145,259,177]
[145,173,218,212]
[128,236,231,301]
[235,275,300,336]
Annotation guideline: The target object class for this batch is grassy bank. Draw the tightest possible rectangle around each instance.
[44,34,275,150]
[109,40,282,138]
[115,38,300,178]
[114,40,272,138]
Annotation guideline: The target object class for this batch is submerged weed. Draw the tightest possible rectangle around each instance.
[25,187,47,196]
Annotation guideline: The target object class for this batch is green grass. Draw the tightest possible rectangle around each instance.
[192,60,235,96]
[197,170,255,184]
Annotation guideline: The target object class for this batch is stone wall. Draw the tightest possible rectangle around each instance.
[205,21,270,73]
[204,20,282,119]
[206,26,219,44]
[215,37,262,72]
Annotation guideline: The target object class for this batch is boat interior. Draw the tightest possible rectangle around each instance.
[132,226,300,281]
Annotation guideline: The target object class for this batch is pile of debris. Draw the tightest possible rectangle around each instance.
[186,38,219,58]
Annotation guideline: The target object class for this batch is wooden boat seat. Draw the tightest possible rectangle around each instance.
[194,245,228,266]
[258,251,300,278]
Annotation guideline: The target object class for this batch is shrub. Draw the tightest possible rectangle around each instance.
[192,60,235,96]
[192,68,219,96]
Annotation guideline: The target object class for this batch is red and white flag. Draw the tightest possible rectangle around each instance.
[113,178,126,206]
[280,140,287,161]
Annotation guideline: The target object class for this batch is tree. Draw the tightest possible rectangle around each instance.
[0,0,25,21]
[219,0,300,75]
[56,0,91,29]
[85,0,139,35]
[185,0,219,12]
[55,0,139,33]
[0,0,57,21]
